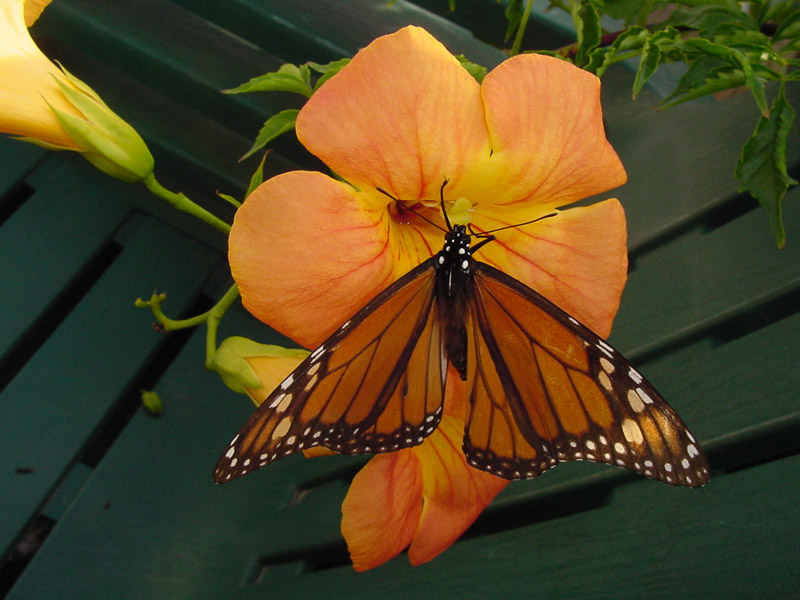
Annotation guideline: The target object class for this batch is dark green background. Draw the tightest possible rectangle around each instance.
[1,1,799,598]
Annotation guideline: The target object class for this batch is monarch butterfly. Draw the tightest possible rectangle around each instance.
[214,183,709,488]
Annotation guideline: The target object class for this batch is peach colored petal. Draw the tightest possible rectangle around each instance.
[408,416,508,565]
[229,171,394,348]
[296,26,492,203]
[244,354,307,406]
[473,199,628,337]
[341,450,422,572]
[476,53,626,208]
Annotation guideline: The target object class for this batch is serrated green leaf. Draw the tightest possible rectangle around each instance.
[671,53,730,97]
[598,0,648,25]
[241,109,299,160]
[225,65,313,97]
[309,58,351,91]
[676,38,768,114]
[455,54,488,83]
[630,27,681,97]
[574,0,602,66]
[671,0,741,9]
[585,26,648,76]
[735,85,797,248]
[505,0,524,42]
[633,38,662,97]
[774,11,800,41]
[664,68,746,106]
[246,151,269,198]
[764,0,800,30]
[669,5,758,37]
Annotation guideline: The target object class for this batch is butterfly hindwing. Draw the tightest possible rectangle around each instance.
[213,259,446,483]
[462,262,709,486]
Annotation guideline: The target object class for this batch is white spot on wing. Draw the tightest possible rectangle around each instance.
[621,419,644,444]
[272,417,292,440]
[627,389,645,413]
[599,357,615,373]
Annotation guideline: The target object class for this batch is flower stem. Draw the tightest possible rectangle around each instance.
[510,0,536,56]
[143,173,231,234]
[204,283,240,368]
[135,283,240,366]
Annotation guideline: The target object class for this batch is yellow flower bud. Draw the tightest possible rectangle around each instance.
[1,0,154,181]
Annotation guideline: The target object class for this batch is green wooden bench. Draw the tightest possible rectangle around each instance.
[2,1,798,598]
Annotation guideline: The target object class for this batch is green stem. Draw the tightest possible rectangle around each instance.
[510,0,537,56]
[143,173,231,235]
[136,283,240,366]
[204,283,240,368]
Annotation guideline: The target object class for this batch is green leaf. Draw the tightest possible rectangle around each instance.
[774,11,800,42]
[585,26,649,77]
[505,0,524,42]
[574,0,602,66]
[241,109,299,160]
[216,192,241,209]
[671,53,729,97]
[671,0,741,9]
[735,85,797,248]
[678,38,769,114]
[598,0,649,25]
[669,5,758,37]
[225,63,313,97]
[763,0,800,30]
[246,151,270,198]
[308,58,351,90]
[664,68,746,107]
[455,54,488,83]
[632,27,682,97]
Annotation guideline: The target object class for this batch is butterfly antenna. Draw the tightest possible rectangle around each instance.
[478,211,558,236]
[375,186,448,232]
[439,178,452,232]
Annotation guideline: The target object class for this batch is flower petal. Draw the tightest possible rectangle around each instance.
[24,0,51,27]
[296,26,491,202]
[408,416,508,565]
[0,0,82,147]
[476,199,628,337]
[341,450,423,572]
[229,171,394,348]
[479,53,626,208]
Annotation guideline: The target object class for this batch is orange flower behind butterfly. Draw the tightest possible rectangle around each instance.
[230,26,627,570]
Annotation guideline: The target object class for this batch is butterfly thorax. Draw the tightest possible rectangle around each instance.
[434,225,478,380]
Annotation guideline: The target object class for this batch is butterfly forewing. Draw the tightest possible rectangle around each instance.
[463,263,709,486]
[213,259,446,483]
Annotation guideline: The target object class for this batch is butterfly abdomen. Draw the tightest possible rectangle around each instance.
[435,225,478,380]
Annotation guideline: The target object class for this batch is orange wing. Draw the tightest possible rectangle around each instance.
[463,262,709,487]
[213,260,446,483]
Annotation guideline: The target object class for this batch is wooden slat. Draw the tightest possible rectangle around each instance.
[0,152,133,360]
[0,202,221,557]
[611,186,800,355]
[0,140,45,197]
